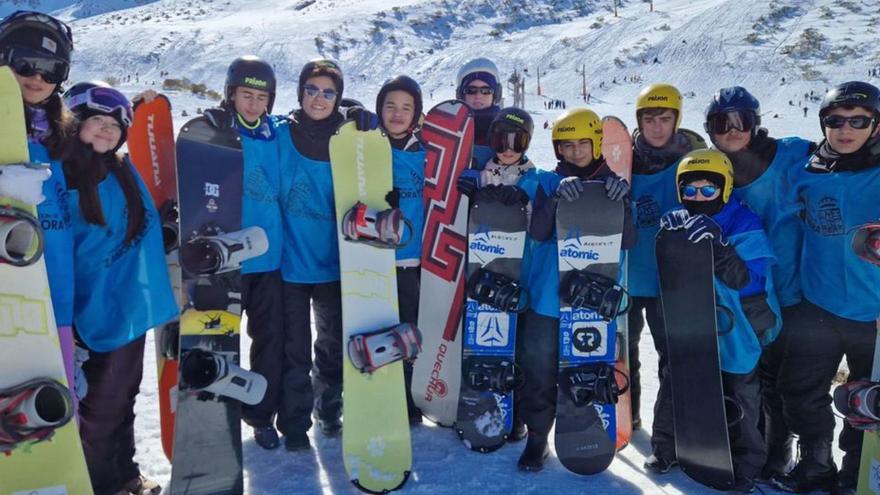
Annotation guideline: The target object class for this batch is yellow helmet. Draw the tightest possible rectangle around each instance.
[675,149,734,203]
[551,108,603,160]
[636,83,683,131]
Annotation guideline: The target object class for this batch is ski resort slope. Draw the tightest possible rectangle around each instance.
[4,0,871,492]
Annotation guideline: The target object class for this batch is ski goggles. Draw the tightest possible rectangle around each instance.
[822,115,876,130]
[302,84,338,101]
[681,184,719,199]
[6,47,69,84]
[464,85,494,96]
[489,128,530,153]
[66,86,133,128]
[705,110,758,135]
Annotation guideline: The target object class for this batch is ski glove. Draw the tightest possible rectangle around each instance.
[604,175,630,202]
[555,176,584,202]
[74,345,90,401]
[348,107,380,131]
[476,185,529,206]
[385,188,400,209]
[0,163,51,205]
[457,169,480,198]
[204,107,233,129]
[660,209,691,231]
[684,214,726,245]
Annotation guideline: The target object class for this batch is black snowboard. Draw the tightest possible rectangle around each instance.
[656,228,734,490]
[170,117,245,495]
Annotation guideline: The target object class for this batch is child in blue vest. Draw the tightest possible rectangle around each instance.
[774,82,880,495]
[658,149,781,492]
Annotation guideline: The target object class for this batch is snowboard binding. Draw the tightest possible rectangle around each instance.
[834,380,880,431]
[157,199,179,254]
[348,323,423,374]
[180,225,269,276]
[560,269,629,321]
[464,358,524,394]
[342,201,413,249]
[466,268,529,313]
[179,348,267,405]
[562,364,629,408]
[853,222,880,266]
[0,205,43,267]
[0,378,74,453]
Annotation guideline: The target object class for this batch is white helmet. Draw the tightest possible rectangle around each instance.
[456,57,502,105]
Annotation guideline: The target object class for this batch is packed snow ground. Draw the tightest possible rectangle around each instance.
[9,0,871,492]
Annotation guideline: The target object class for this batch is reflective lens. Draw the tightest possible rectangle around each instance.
[303,84,337,101]
[682,185,719,198]
[9,52,68,84]
[489,128,530,153]
[464,86,494,96]
[707,110,757,134]
[822,115,875,130]
[65,86,133,127]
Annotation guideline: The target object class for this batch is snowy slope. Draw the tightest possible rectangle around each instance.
[12,0,869,492]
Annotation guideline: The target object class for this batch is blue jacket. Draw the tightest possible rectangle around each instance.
[629,164,680,297]
[68,158,178,351]
[392,146,426,266]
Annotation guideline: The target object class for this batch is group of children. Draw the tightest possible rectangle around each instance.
[2,8,880,495]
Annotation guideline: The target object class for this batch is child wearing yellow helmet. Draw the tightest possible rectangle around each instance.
[657,149,781,492]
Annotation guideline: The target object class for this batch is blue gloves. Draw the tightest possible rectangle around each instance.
[660,209,691,231]
[555,177,583,202]
[348,107,380,131]
[457,169,481,198]
[604,175,630,202]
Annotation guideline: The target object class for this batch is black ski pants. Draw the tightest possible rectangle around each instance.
[627,295,667,425]
[724,369,768,480]
[241,270,284,429]
[277,281,343,436]
[397,266,420,416]
[78,335,145,495]
[515,310,559,435]
[757,305,797,468]
[778,299,876,475]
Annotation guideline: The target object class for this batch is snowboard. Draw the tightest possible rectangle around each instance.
[0,66,93,495]
[602,115,634,450]
[656,228,734,490]
[128,94,180,461]
[412,101,475,426]
[170,117,268,495]
[329,121,412,493]
[554,180,625,475]
[455,198,527,452]
[852,221,880,495]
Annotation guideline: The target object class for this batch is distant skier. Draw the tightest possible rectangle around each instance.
[774,82,880,495]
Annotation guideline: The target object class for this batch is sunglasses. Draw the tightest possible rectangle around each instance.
[705,110,757,135]
[303,84,337,101]
[682,184,719,198]
[464,86,494,96]
[8,52,69,84]
[822,115,876,130]
[489,128,530,153]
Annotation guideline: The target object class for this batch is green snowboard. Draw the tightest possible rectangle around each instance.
[329,121,412,493]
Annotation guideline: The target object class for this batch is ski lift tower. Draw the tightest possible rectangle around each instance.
[508,69,526,108]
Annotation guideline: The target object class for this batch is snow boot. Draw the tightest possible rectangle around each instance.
[508,416,527,443]
[122,475,161,495]
[772,439,837,493]
[644,452,679,474]
[831,470,856,495]
[758,428,794,483]
[253,425,280,450]
[284,432,311,451]
[731,475,756,493]
[316,416,342,437]
[517,431,550,472]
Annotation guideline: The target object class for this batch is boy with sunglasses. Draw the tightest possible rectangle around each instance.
[520,108,634,472]
[703,86,816,485]
[626,83,706,473]
[774,82,880,495]
[659,149,780,492]
[456,57,503,169]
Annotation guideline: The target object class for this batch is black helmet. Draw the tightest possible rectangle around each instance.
[225,55,276,113]
[488,107,534,153]
[819,81,880,131]
[63,80,133,151]
[375,75,423,130]
[297,58,343,109]
[0,10,73,86]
